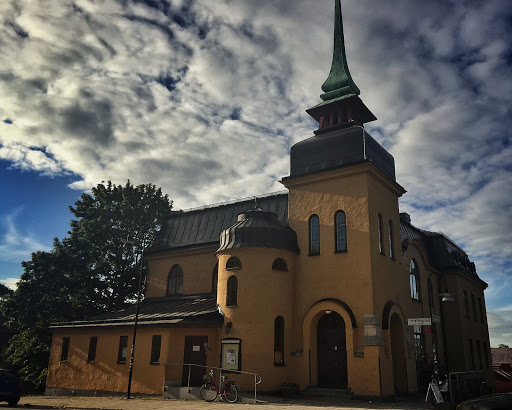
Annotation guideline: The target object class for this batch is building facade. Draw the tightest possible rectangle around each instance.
[46,0,493,398]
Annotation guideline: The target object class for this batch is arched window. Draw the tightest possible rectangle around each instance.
[226,256,242,270]
[410,259,420,300]
[335,211,347,252]
[274,316,285,366]
[309,214,320,255]
[378,213,384,254]
[167,264,183,296]
[388,220,394,259]
[226,276,238,307]
[212,263,218,294]
[272,258,288,271]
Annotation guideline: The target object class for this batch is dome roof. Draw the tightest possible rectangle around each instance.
[217,208,300,254]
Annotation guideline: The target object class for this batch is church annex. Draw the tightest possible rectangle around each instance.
[46,0,493,398]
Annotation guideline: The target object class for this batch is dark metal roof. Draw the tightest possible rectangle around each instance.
[285,125,396,182]
[50,294,223,329]
[400,214,485,285]
[217,209,300,254]
[150,192,289,254]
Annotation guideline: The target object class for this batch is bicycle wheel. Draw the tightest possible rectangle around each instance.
[223,383,238,403]
[200,382,218,402]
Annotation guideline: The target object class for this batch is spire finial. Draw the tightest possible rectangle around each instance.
[320,0,360,102]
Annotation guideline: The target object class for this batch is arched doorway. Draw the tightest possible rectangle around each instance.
[390,313,408,393]
[317,312,347,388]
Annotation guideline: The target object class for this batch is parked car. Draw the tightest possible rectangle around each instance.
[0,369,21,407]
[456,392,512,410]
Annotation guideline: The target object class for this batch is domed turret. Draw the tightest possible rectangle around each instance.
[217,208,300,254]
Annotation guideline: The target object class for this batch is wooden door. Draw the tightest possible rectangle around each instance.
[317,312,347,388]
[182,336,208,386]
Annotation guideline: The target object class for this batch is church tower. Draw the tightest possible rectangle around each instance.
[281,0,410,396]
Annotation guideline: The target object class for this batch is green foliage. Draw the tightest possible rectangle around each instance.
[0,181,173,388]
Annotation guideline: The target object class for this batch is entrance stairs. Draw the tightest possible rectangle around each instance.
[163,383,201,400]
[302,387,355,399]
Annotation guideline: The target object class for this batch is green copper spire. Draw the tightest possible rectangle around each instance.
[320,0,360,101]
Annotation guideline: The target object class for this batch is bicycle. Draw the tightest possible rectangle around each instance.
[200,369,238,403]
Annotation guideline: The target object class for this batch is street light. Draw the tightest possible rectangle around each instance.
[427,272,454,384]
[122,236,146,400]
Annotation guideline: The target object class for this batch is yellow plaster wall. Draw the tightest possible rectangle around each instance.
[216,248,296,390]
[47,328,169,394]
[47,326,221,394]
[145,247,218,297]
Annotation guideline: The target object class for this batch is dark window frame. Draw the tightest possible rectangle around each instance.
[410,259,421,301]
[212,263,218,294]
[60,337,70,362]
[413,325,426,363]
[334,210,347,252]
[388,220,394,260]
[272,258,288,271]
[309,214,320,256]
[87,336,98,363]
[117,335,128,364]
[378,213,385,255]
[226,275,238,307]
[476,340,482,369]
[471,293,477,321]
[226,256,242,270]
[469,339,475,370]
[150,335,162,364]
[274,316,285,366]
[167,264,183,296]
[463,290,469,318]
[478,297,485,323]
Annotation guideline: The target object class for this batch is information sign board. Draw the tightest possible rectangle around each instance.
[408,318,432,326]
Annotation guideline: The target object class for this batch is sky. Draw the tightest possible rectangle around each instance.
[0,0,511,346]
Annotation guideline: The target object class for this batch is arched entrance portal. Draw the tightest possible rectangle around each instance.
[390,313,408,393]
[317,312,347,388]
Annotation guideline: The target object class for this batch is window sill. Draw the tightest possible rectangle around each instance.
[59,360,68,363]
[225,267,241,271]
[87,361,95,364]
[379,252,386,256]
[334,250,347,254]
[150,362,160,365]
[308,253,320,257]
[226,305,237,308]
[274,363,286,367]
[117,361,126,364]
[411,298,422,303]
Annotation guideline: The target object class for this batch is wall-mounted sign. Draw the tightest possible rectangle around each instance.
[408,318,431,326]
[221,338,241,371]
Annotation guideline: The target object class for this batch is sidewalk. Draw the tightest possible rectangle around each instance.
[14,393,425,410]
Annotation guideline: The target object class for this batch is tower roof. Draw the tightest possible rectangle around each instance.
[307,0,376,129]
[320,0,360,102]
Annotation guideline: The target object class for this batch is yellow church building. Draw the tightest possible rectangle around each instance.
[46,0,493,399]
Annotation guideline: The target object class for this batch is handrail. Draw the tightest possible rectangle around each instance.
[162,362,262,403]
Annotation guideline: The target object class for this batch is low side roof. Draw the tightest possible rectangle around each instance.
[400,214,486,286]
[50,294,223,329]
[150,192,288,254]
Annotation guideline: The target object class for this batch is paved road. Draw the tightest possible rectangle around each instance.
[4,394,425,410]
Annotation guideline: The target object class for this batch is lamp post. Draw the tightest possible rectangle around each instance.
[427,272,454,384]
[123,236,146,400]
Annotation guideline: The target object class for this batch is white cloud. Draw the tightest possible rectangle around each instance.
[0,0,511,343]
[0,277,19,291]
[0,207,50,262]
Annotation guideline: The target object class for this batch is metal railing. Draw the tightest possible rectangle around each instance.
[448,371,486,407]
[162,362,262,403]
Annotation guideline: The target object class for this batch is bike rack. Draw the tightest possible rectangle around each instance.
[162,362,262,403]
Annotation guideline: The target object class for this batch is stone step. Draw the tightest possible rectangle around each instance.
[302,387,355,397]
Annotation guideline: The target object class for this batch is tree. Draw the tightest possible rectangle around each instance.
[0,181,173,388]
[498,344,510,348]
